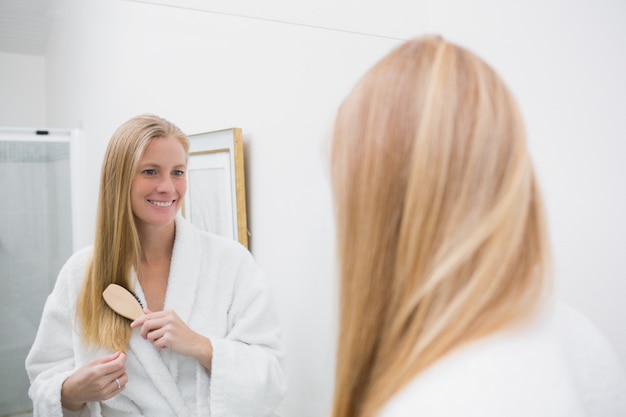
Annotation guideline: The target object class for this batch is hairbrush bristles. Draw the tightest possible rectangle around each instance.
[133,293,144,309]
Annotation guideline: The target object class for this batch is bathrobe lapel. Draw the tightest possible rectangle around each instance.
[165,217,202,326]
[127,335,189,416]
[128,217,201,416]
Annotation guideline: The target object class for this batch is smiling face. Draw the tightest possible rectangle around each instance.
[130,134,187,233]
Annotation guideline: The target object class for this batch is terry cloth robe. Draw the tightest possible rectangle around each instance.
[379,301,626,417]
[25,216,287,417]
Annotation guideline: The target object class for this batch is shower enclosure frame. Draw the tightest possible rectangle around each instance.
[0,127,81,251]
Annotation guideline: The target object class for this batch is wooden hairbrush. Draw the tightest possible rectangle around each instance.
[103,284,145,320]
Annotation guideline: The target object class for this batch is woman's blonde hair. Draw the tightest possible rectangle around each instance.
[77,114,189,352]
[330,36,551,417]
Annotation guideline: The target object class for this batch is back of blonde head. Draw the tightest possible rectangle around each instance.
[331,36,550,417]
[77,114,188,352]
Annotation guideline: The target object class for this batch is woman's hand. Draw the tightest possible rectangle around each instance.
[131,310,213,370]
[61,351,127,411]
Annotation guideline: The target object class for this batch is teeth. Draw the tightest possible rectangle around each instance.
[151,200,173,207]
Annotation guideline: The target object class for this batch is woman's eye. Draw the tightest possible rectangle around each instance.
[173,170,185,177]
[143,169,157,175]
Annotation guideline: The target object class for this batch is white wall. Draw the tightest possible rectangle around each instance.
[0,52,46,126]
[429,0,626,373]
[36,0,626,416]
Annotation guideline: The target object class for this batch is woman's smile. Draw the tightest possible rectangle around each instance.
[148,199,175,208]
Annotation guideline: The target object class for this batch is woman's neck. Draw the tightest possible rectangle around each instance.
[137,221,176,266]
[136,222,175,311]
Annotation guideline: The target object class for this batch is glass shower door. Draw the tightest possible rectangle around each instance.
[0,137,73,416]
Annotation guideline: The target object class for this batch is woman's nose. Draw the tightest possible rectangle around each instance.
[156,176,175,193]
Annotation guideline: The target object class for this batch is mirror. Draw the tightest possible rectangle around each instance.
[183,128,249,248]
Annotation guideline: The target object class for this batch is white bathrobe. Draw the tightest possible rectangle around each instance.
[379,301,626,417]
[26,216,287,417]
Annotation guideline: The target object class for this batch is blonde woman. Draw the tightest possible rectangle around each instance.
[330,36,626,417]
[26,114,286,416]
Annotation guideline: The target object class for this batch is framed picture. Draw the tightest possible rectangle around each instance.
[183,128,248,248]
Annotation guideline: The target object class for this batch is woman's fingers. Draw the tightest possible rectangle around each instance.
[130,310,151,329]
[62,352,128,408]
[136,315,167,340]
[104,372,128,399]
[132,310,197,354]
[95,356,129,400]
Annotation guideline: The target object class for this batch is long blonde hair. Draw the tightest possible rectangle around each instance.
[77,114,189,352]
[330,36,550,417]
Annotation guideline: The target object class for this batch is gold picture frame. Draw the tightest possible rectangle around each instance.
[183,128,248,248]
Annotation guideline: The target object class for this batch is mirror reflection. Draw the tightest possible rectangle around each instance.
[1,1,625,416]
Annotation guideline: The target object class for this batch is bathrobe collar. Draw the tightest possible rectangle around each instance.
[133,216,202,321]
[165,216,202,323]
[128,216,202,416]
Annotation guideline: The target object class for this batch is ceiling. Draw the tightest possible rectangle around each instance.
[0,0,419,57]
[0,0,53,55]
